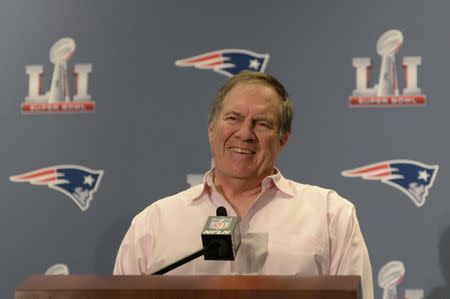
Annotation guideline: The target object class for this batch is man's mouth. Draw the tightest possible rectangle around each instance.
[228,147,255,154]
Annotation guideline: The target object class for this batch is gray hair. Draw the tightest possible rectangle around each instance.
[208,71,294,137]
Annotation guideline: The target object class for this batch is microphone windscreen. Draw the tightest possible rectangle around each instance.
[216,206,228,216]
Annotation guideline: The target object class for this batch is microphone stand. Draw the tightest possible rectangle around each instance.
[151,242,218,275]
[152,207,229,275]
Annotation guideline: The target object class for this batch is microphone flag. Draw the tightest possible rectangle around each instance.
[201,215,241,260]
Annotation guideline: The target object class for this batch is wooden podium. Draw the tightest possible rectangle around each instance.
[15,275,362,299]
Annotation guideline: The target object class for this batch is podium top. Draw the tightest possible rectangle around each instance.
[16,275,361,299]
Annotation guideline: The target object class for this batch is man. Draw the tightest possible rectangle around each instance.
[114,71,374,299]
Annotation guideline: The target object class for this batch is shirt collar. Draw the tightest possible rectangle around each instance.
[186,169,213,205]
[187,167,295,205]
[262,167,295,197]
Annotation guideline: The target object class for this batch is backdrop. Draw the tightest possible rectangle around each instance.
[1,1,449,299]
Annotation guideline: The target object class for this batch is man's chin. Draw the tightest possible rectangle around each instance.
[214,164,273,182]
[223,170,265,181]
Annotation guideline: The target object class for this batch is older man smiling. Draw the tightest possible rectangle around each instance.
[114,71,374,299]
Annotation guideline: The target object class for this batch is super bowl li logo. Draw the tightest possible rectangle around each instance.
[22,37,93,113]
[378,261,424,299]
[349,29,425,107]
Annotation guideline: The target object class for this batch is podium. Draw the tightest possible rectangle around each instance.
[15,275,362,299]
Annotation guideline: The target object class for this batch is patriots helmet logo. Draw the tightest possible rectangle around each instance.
[10,165,104,211]
[175,49,269,77]
[341,160,439,207]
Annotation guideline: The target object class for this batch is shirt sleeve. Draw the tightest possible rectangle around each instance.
[328,193,374,299]
[113,206,158,275]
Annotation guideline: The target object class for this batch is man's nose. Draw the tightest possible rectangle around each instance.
[235,121,256,141]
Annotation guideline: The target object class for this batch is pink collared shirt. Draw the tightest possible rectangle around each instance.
[114,169,374,299]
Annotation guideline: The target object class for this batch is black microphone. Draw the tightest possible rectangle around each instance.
[201,206,241,260]
[216,206,228,216]
[152,206,240,275]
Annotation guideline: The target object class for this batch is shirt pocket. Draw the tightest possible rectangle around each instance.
[263,233,327,275]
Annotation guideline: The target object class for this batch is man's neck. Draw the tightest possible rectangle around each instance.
[212,170,274,218]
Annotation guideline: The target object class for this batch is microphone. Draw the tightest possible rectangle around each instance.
[216,206,228,216]
[152,206,240,275]
[201,206,241,260]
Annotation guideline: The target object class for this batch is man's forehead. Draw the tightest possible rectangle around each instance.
[223,84,279,105]
[221,105,276,116]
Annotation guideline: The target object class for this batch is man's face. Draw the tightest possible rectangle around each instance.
[208,83,289,183]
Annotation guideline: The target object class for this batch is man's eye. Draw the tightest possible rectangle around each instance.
[258,122,271,128]
[225,116,237,121]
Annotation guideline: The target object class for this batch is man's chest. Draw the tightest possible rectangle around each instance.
[149,201,330,275]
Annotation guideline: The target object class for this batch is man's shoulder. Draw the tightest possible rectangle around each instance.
[284,178,355,210]
[125,184,206,237]
[157,184,205,205]
[135,184,205,218]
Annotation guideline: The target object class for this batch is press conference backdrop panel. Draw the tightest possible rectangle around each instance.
[0,1,449,299]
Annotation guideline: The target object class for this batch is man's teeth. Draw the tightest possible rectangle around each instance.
[229,147,254,154]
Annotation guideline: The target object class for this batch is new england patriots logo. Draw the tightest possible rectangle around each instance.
[341,160,439,207]
[10,165,104,211]
[175,49,269,77]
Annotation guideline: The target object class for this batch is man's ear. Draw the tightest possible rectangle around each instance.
[208,122,214,142]
[279,132,290,148]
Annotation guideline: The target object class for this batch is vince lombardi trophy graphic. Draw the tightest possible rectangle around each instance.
[48,38,76,103]
[378,261,405,299]
[376,30,403,96]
